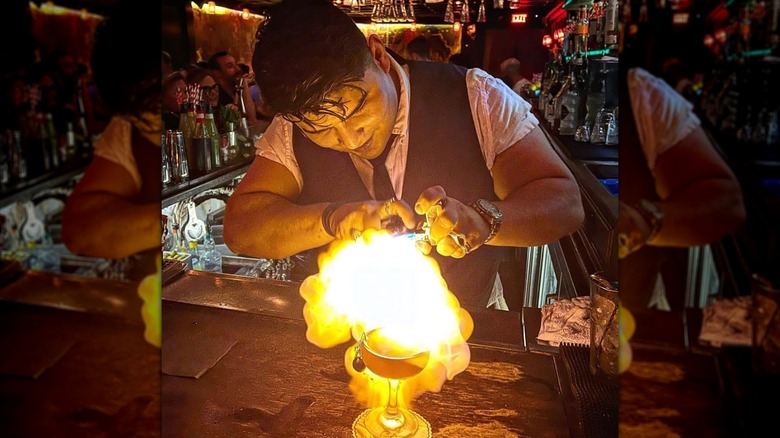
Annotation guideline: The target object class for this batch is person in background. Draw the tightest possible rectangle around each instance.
[162,50,173,77]
[449,53,477,69]
[223,0,584,309]
[186,67,220,110]
[427,34,450,63]
[207,50,257,124]
[162,71,186,131]
[406,35,431,61]
[499,58,532,97]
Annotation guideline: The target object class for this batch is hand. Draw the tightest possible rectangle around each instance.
[414,186,490,259]
[327,198,416,240]
[618,201,653,259]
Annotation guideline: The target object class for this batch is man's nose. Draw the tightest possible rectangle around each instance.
[334,123,366,150]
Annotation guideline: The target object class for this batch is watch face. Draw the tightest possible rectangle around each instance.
[477,199,502,220]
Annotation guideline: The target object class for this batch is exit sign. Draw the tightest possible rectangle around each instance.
[511,13,527,23]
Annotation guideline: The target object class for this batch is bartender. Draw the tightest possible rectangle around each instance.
[223,0,584,308]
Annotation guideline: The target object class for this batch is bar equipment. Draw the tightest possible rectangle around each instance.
[164,129,189,183]
[589,273,619,377]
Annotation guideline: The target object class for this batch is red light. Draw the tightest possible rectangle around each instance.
[511,13,527,23]
[703,34,714,47]
[542,34,552,47]
[554,29,565,41]
[715,29,728,43]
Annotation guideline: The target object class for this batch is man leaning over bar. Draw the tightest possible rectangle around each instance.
[223,0,584,309]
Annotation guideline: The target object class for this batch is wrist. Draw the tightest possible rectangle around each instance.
[321,202,345,237]
[635,199,664,243]
[471,199,503,246]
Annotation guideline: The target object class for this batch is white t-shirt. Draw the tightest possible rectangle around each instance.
[628,67,701,171]
[255,57,540,200]
[93,116,142,190]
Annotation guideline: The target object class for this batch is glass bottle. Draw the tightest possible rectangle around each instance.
[191,109,213,172]
[188,240,202,271]
[558,70,581,136]
[44,112,59,169]
[203,104,222,169]
[201,232,222,273]
[38,232,60,273]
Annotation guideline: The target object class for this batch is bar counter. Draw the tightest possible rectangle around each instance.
[0,268,160,437]
[161,269,618,438]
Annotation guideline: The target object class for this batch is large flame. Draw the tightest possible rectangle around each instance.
[300,229,473,409]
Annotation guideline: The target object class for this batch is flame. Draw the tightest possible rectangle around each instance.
[300,229,472,410]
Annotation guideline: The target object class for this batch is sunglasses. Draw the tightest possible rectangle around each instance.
[199,84,219,92]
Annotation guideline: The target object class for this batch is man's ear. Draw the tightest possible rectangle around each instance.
[367,34,391,74]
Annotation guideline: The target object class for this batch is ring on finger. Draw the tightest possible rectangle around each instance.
[450,231,471,255]
[383,197,396,216]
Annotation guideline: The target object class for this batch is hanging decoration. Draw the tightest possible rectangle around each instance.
[461,0,471,24]
[445,0,455,23]
[477,0,487,23]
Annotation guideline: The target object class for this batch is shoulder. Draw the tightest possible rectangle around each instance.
[628,67,692,113]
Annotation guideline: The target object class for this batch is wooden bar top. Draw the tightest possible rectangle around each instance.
[161,273,581,438]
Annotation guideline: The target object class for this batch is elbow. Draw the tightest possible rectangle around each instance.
[564,200,586,237]
[721,191,747,238]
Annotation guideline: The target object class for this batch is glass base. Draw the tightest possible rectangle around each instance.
[352,407,431,438]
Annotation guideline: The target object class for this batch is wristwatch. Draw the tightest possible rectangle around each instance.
[635,198,665,243]
[471,199,503,245]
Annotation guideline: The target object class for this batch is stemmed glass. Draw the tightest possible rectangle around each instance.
[352,328,431,438]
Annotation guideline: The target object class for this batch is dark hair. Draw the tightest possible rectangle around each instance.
[253,0,372,124]
[91,4,159,115]
[406,36,430,59]
[207,51,229,71]
[238,63,250,74]
[186,67,214,86]
[427,34,449,60]
[449,53,476,69]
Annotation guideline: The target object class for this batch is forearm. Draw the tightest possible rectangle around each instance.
[223,192,333,259]
[651,178,746,247]
[491,177,584,247]
[62,193,160,259]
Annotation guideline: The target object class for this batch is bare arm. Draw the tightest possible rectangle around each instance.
[223,156,416,259]
[416,126,584,257]
[649,127,745,245]
[62,157,159,259]
[223,157,329,259]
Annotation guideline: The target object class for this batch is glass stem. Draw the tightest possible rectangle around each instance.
[383,378,404,428]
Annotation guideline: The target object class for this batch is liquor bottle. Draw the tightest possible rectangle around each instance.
[75,77,91,156]
[30,112,52,173]
[26,240,40,271]
[558,70,581,136]
[225,121,238,164]
[179,102,196,170]
[603,0,618,51]
[62,122,77,163]
[203,104,222,168]
[201,232,222,273]
[0,133,9,185]
[235,78,252,150]
[10,130,27,180]
[188,240,202,271]
[191,109,212,173]
[44,113,60,169]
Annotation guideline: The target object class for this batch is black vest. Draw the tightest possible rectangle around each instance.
[293,60,510,308]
